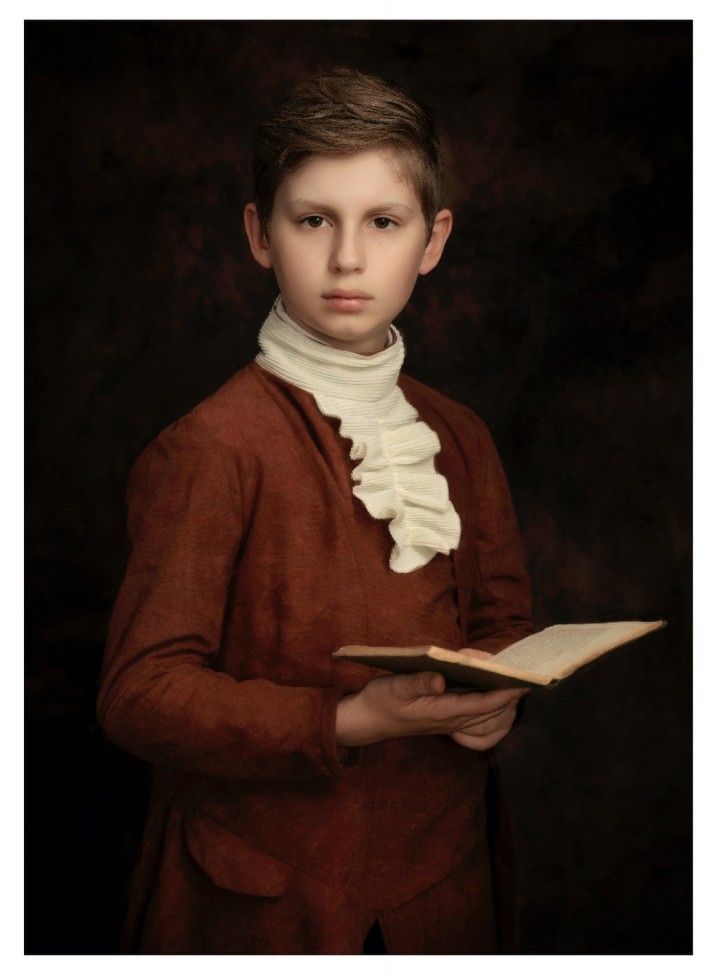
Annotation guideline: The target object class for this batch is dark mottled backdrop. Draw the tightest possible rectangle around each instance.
[25,21,691,954]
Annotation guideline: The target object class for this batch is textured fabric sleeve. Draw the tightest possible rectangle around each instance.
[97,420,347,781]
[464,418,534,655]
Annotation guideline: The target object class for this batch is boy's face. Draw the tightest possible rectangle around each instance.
[244,149,452,355]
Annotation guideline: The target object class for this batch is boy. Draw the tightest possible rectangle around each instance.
[98,68,532,954]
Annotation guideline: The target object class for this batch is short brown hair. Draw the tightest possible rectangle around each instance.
[253,67,444,236]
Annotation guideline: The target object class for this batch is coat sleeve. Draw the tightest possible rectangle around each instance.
[463,417,534,655]
[97,420,348,781]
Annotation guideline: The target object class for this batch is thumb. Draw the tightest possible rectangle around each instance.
[406,670,446,698]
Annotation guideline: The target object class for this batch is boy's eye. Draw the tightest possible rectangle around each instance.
[373,217,396,230]
[302,215,327,229]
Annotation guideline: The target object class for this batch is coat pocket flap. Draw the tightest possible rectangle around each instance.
[184,808,294,897]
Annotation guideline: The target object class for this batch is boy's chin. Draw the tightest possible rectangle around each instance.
[295,316,392,355]
[311,326,391,355]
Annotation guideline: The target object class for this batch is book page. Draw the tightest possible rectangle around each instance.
[492,621,656,678]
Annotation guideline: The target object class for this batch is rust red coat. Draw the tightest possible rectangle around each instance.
[98,362,532,953]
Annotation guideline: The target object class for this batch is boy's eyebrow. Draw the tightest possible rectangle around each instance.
[286,198,415,214]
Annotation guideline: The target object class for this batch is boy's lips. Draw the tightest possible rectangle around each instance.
[322,289,372,312]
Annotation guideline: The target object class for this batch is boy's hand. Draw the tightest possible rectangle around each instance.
[335,665,527,752]
[447,647,525,749]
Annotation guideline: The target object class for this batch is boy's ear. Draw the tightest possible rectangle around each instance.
[418,209,453,276]
[244,203,273,269]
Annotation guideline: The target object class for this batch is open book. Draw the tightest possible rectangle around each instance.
[334,620,666,691]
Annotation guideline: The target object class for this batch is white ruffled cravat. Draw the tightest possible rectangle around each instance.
[256,298,461,573]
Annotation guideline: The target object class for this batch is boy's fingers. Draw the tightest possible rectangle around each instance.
[450,727,509,752]
[386,672,525,709]
[475,686,528,706]
[440,688,525,722]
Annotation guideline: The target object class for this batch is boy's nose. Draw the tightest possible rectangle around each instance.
[329,228,365,274]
